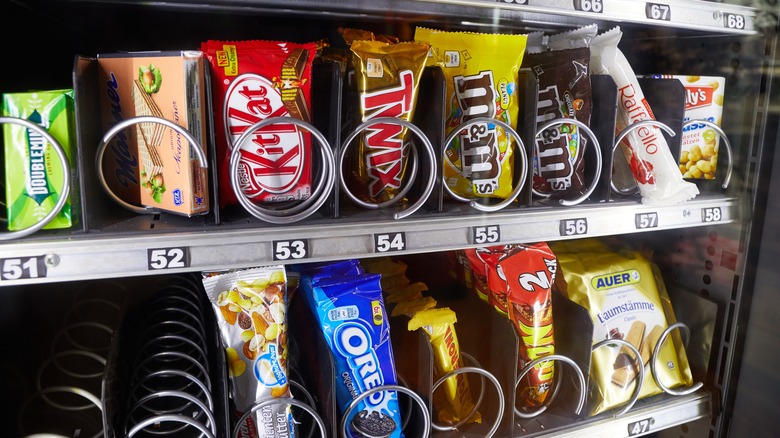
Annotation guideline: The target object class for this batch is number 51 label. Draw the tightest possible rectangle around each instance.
[0,256,47,280]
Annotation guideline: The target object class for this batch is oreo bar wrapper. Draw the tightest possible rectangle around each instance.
[302,273,404,438]
[408,307,481,425]
[557,249,693,416]
[498,243,557,408]
[415,29,527,199]
[202,266,294,437]
[202,40,315,206]
[523,47,592,198]
[348,41,428,204]
[2,90,77,231]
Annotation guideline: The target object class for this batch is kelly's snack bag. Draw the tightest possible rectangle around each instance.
[301,272,404,438]
[556,249,693,415]
[649,75,725,180]
[2,90,77,231]
[498,243,558,408]
[202,40,316,207]
[348,40,428,204]
[590,27,699,205]
[409,307,482,425]
[415,29,527,200]
[203,266,294,437]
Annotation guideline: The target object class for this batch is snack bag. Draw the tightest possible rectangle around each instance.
[415,29,527,199]
[523,47,593,198]
[648,75,725,180]
[301,273,404,438]
[348,41,429,204]
[498,243,558,408]
[590,27,699,205]
[463,248,490,302]
[202,266,294,437]
[556,249,693,415]
[408,307,481,425]
[2,90,77,230]
[202,40,316,207]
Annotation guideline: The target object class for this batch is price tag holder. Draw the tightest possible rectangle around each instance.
[0,256,47,280]
[573,0,603,13]
[646,3,671,21]
[472,225,501,244]
[273,240,309,261]
[496,0,528,3]
[723,13,746,30]
[702,207,722,223]
[374,232,406,253]
[635,212,659,229]
[627,417,654,436]
[560,218,588,236]
[148,247,190,270]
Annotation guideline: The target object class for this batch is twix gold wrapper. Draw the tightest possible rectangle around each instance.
[415,28,527,199]
[408,307,481,425]
[348,40,428,203]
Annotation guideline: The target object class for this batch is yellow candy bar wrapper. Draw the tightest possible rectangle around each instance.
[415,28,527,199]
[409,308,481,425]
[557,249,693,416]
[391,295,438,317]
[364,257,408,277]
[385,281,429,304]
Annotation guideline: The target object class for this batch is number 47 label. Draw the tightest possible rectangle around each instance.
[628,417,653,436]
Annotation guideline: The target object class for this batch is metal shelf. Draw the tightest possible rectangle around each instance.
[0,195,741,286]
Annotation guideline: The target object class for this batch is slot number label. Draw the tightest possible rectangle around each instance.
[472,225,501,244]
[273,240,309,261]
[702,207,722,223]
[374,232,406,253]
[646,3,671,21]
[0,256,47,280]
[724,13,745,30]
[148,247,190,270]
[635,212,659,229]
[573,0,603,13]
[627,417,654,436]
[560,218,588,236]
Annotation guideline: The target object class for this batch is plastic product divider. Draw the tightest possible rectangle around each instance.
[414,66,447,213]
[517,68,540,208]
[390,316,435,434]
[312,60,344,219]
[590,74,618,203]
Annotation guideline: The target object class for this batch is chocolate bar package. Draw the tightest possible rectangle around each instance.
[523,47,593,199]
[415,28,527,200]
[2,89,78,230]
[348,40,428,204]
[202,40,316,207]
[555,248,693,415]
[301,271,404,438]
[97,51,210,216]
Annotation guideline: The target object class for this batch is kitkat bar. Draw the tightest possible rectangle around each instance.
[201,40,316,207]
[348,40,428,204]
[498,243,557,408]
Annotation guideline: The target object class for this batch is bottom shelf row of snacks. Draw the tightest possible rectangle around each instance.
[3,238,716,437]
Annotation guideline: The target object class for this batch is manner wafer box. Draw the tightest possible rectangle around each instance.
[97,51,209,216]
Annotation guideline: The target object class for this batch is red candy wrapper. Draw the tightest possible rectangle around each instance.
[498,243,557,408]
[202,40,316,207]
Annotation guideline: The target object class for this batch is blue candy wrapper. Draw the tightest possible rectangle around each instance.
[301,271,404,438]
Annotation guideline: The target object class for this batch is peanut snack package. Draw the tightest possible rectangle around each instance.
[590,27,699,205]
[409,307,482,425]
[348,41,429,204]
[556,248,693,416]
[202,266,294,438]
[415,28,527,200]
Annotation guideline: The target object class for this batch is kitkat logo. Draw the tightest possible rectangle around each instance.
[685,86,714,110]
[224,74,304,195]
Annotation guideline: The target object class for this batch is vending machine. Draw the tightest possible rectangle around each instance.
[1,0,778,437]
